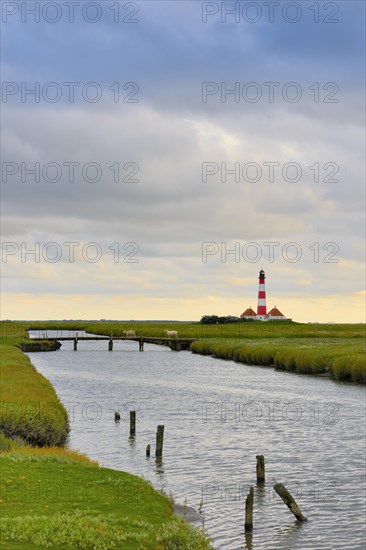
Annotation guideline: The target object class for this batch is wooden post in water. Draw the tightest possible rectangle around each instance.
[114,411,121,421]
[108,338,113,351]
[256,455,265,483]
[130,411,136,437]
[155,425,164,457]
[274,483,307,521]
[73,337,78,351]
[139,339,144,351]
[146,444,151,457]
[245,486,254,531]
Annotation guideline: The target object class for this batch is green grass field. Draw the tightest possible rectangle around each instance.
[2,319,365,340]
[0,445,211,549]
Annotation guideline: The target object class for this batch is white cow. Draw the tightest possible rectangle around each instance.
[123,330,136,337]
[165,330,178,338]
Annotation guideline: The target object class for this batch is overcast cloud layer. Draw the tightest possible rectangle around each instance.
[1,0,365,322]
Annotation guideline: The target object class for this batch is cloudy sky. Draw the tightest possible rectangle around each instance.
[1,0,365,322]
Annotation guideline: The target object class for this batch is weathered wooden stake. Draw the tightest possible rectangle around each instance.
[73,338,78,351]
[114,411,121,421]
[155,425,164,457]
[108,338,113,351]
[146,444,151,457]
[274,483,307,521]
[245,486,254,531]
[256,455,265,483]
[139,339,144,351]
[130,411,136,436]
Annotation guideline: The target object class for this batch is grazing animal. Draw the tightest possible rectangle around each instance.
[123,330,136,337]
[165,330,178,338]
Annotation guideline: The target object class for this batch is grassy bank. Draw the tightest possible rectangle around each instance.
[0,345,69,446]
[1,444,211,549]
[191,338,365,383]
[0,324,212,548]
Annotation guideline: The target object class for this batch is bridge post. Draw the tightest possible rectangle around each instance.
[73,338,78,351]
[169,340,181,351]
[108,338,113,351]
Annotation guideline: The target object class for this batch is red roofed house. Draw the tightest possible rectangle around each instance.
[267,306,288,321]
[240,307,256,319]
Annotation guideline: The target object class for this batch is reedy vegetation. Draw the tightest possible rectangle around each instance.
[190,338,365,383]
[0,345,69,446]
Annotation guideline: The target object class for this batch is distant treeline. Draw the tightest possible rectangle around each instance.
[200,315,255,324]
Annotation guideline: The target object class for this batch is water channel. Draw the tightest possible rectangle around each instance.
[27,331,366,549]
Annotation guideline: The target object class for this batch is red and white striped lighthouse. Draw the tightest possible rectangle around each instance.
[256,269,267,319]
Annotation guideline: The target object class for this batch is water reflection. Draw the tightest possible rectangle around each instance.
[155,457,165,477]
[273,520,305,546]
[128,435,136,448]
[255,483,267,509]
[244,530,253,550]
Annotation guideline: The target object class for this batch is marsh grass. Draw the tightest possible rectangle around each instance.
[191,338,365,383]
[0,345,69,445]
[332,355,365,382]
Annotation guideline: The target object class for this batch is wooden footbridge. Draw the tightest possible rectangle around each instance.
[32,335,196,352]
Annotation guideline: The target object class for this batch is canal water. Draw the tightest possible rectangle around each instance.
[27,332,366,550]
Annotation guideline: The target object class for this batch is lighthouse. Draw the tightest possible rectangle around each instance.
[239,270,291,321]
[256,269,267,320]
